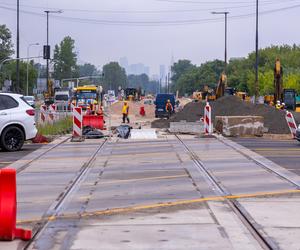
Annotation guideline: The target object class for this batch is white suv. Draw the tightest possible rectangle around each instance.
[0,93,37,151]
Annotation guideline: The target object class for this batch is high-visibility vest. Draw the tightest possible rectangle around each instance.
[122,105,129,114]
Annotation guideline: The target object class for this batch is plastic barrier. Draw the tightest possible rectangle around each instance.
[204,102,213,134]
[0,169,32,241]
[83,115,105,130]
[285,111,297,138]
[48,104,57,123]
[140,106,145,116]
[39,105,47,124]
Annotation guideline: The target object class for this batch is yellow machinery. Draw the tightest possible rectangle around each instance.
[192,91,203,101]
[216,73,227,99]
[74,85,102,110]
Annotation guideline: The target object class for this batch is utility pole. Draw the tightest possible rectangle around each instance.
[255,0,259,103]
[211,11,229,74]
[16,0,20,92]
[45,10,49,91]
[44,10,62,93]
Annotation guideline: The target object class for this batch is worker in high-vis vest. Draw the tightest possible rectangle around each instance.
[122,101,130,123]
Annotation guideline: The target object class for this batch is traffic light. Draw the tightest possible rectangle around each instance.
[43,45,50,59]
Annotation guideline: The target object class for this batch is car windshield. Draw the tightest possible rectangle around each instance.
[55,95,69,101]
[76,92,97,99]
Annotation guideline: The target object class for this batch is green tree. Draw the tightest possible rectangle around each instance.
[78,63,98,77]
[53,36,78,80]
[102,62,126,92]
[0,24,14,61]
[2,61,37,94]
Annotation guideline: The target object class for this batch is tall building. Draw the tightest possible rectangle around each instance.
[159,65,165,80]
[120,57,150,76]
[119,57,129,73]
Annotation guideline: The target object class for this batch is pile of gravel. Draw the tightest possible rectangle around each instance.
[152,96,300,134]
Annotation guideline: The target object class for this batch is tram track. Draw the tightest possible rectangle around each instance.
[16,136,71,174]
[175,135,279,250]
[22,138,108,250]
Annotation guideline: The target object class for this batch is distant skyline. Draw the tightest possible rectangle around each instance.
[1,0,300,75]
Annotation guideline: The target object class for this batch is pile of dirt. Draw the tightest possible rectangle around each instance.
[151,96,300,134]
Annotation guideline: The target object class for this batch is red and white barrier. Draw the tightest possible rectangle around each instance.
[73,107,83,137]
[285,111,297,138]
[48,104,57,123]
[0,169,32,241]
[204,102,213,134]
[39,105,48,124]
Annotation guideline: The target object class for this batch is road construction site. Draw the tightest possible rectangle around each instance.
[1,130,300,249]
[1,96,300,250]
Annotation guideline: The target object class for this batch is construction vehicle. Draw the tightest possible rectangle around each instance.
[74,85,102,111]
[274,58,283,103]
[43,80,55,106]
[264,95,275,105]
[283,89,296,111]
[125,88,137,101]
[192,91,203,101]
[216,73,226,99]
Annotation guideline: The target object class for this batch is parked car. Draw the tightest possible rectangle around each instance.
[0,93,37,151]
[54,90,71,110]
[154,94,175,118]
[24,95,36,108]
[296,125,300,142]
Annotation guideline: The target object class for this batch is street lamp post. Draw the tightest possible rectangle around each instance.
[16,0,20,92]
[44,10,62,92]
[211,11,229,74]
[26,43,39,96]
[255,0,259,103]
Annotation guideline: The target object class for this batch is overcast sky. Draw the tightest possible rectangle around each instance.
[1,0,300,75]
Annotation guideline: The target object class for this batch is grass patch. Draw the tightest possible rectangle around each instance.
[37,117,73,135]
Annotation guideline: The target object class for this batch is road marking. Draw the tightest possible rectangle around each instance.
[0,162,13,164]
[16,189,300,224]
[99,174,188,185]
[253,148,300,151]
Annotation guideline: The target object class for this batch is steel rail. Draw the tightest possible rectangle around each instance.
[22,139,108,249]
[216,136,300,189]
[175,135,278,250]
[16,136,71,174]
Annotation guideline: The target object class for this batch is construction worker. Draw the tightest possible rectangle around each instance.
[276,100,282,110]
[122,101,130,123]
[165,99,173,119]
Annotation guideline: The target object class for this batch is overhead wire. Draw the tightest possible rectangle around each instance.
[0,0,299,14]
[0,2,299,26]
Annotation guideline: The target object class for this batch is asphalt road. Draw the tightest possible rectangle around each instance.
[232,137,300,176]
[0,143,43,169]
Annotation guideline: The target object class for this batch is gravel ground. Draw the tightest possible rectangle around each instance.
[152,96,300,134]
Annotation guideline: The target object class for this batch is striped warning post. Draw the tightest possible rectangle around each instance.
[73,107,83,137]
[204,102,213,134]
[39,105,48,124]
[48,104,57,123]
[285,111,297,138]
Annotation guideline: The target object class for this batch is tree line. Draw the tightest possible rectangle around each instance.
[0,24,158,94]
[171,45,300,96]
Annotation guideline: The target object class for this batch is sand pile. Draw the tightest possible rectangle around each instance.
[152,96,300,134]
[110,101,155,118]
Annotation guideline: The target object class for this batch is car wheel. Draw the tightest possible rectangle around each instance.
[0,126,25,152]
